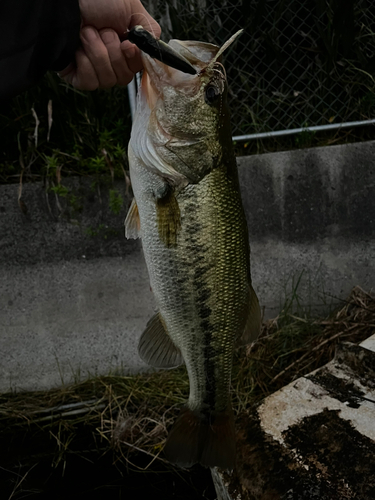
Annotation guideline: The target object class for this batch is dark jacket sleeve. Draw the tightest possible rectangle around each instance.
[0,0,81,100]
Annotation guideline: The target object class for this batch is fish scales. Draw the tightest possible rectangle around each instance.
[126,31,261,469]
[162,171,247,410]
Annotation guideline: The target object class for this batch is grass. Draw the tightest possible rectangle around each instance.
[237,285,375,409]
[0,73,131,186]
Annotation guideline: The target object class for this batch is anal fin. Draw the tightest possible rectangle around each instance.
[236,284,262,347]
[138,312,184,368]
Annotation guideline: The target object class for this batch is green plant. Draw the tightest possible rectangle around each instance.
[109,189,123,215]
[85,224,106,237]
[87,156,106,174]
[0,71,131,184]
[49,184,69,197]
[294,125,316,148]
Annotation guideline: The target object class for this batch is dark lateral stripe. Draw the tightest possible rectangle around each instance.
[203,329,217,410]
[194,259,216,408]
[184,188,218,410]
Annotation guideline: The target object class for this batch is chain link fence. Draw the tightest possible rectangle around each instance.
[140,0,375,139]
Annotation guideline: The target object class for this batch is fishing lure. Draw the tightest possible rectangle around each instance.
[128,25,197,75]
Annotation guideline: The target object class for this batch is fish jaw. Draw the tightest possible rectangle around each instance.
[141,52,200,99]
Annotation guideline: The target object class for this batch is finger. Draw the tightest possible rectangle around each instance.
[120,40,143,75]
[73,48,100,90]
[60,48,99,90]
[80,26,117,89]
[100,29,134,86]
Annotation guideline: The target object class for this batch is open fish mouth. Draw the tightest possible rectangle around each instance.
[140,48,201,108]
[138,35,227,107]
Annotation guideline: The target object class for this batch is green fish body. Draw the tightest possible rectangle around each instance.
[126,33,261,469]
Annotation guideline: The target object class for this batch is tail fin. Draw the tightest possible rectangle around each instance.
[163,407,235,470]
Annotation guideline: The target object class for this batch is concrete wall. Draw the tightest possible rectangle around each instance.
[239,141,375,318]
[1,141,374,392]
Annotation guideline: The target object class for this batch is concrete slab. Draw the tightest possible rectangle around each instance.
[215,339,375,500]
[258,345,375,444]
[360,333,375,352]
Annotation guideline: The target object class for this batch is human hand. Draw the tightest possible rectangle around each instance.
[59,0,160,90]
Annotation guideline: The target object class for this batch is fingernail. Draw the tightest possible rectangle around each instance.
[101,30,116,44]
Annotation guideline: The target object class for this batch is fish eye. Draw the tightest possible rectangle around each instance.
[205,85,220,105]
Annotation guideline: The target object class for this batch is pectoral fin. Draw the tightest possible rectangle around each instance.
[156,188,181,247]
[236,285,262,347]
[125,198,140,239]
[138,312,184,368]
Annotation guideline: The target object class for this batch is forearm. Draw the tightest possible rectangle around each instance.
[0,0,80,100]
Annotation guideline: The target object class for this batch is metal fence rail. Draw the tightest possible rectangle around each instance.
[137,0,375,140]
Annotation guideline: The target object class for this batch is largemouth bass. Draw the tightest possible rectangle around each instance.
[125,31,261,469]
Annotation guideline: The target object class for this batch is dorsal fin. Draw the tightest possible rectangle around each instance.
[209,29,244,67]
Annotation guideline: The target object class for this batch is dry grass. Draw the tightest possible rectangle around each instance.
[1,286,374,472]
[233,285,375,412]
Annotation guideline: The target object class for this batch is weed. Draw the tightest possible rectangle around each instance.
[0,72,131,184]
[109,189,124,215]
[294,125,316,148]
[84,224,121,239]
[85,224,106,237]
[67,193,82,213]
[87,156,106,175]
[50,185,69,197]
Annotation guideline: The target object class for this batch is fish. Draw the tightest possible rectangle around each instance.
[125,30,261,470]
